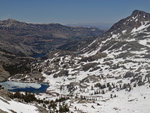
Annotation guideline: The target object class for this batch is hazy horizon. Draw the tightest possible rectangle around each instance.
[0,0,150,29]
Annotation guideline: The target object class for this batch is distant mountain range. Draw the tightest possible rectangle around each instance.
[0,19,104,57]
[68,23,111,30]
[0,19,104,81]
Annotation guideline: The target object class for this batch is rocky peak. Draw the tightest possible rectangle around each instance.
[5,18,18,23]
[108,10,150,34]
[0,18,19,24]
[130,10,150,22]
[131,10,150,18]
[0,19,27,28]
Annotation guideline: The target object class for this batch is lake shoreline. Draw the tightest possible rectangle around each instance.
[0,81,49,94]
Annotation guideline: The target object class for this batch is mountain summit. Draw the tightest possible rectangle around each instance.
[108,10,150,34]
[131,10,150,18]
[0,19,27,28]
[82,10,150,56]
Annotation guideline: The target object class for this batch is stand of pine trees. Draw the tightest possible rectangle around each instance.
[9,91,37,103]
[9,92,70,112]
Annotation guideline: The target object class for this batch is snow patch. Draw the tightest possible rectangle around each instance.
[131,21,150,34]
[0,97,38,113]
[138,39,150,48]
[122,30,127,34]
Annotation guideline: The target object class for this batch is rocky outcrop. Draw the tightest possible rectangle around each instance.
[0,65,10,82]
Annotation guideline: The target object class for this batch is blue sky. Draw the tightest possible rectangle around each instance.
[0,0,150,27]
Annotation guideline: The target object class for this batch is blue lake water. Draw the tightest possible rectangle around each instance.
[8,84,49,93]
[31,53,46,58]
[0,81,49,94]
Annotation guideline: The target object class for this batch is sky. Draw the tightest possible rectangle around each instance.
[0,0,150,28]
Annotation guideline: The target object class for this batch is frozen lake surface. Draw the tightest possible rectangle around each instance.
[0,81,49,93]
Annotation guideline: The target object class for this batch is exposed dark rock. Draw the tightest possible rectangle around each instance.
[124,72,134,78]
[0,65,10,82]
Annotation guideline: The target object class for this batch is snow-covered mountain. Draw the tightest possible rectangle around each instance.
[3,10,150,113]
[82,10,150,55]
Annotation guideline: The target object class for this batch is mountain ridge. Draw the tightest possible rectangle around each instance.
[1,10,150,113]
[0,18,104,57]
[82,10,150,55]
[14,10,150,113]
[0,19,104,81]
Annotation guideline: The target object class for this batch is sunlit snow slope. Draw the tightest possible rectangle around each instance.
[8,10,150,113]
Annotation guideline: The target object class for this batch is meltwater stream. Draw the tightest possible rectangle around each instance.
[0,81,49,94]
